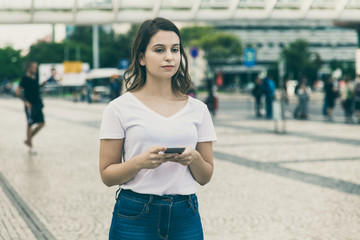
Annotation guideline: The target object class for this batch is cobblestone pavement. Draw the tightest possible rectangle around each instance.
[0,95,359,240]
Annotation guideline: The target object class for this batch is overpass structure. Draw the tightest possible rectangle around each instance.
[0,0,360,24]
[1,0,359,74]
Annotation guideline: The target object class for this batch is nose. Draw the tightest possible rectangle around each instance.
[164,50,173,61]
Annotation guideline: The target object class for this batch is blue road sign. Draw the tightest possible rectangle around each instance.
[119,59,129,70]
[243,47,256,67]
[190,47,199,58]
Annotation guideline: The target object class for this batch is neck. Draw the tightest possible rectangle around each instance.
[142,76,174,99]
[26,71,35,79]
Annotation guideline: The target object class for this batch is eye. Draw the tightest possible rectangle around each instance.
[155,48,164,53]
[172,48,179,53]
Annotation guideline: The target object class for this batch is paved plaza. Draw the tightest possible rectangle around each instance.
[0,94,359,240]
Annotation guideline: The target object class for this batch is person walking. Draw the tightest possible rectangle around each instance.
[341,76,355,123]
[99,17,217,240]
[109,75,121,101]
[353,77,360,123]
[15,61,45,153]
[262,74,275,119]
[293,77,311,119]
[252,76,263,117]
[324,76,339,121]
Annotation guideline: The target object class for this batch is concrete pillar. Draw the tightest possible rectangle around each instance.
[52,24,55,43]
[92,25,100,69]
[356,30,360,76]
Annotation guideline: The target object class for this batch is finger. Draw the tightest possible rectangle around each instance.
[162,153,178,159]
[151,146,167,154]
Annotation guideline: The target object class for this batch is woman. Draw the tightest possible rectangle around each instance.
[324,76,339,121]
[99,17,217,240]
[341,76,354,123]
[293,77,310,119]
[252,76,263,118]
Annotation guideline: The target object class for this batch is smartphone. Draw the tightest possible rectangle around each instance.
[164,147,185,154]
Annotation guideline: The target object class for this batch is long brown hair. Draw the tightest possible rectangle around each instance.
[124,17,191,96]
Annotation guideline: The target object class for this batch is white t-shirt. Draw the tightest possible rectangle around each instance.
[99,92,217,195]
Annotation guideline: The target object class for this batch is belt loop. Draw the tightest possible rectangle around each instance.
[115,187,121,200]
[146,195,153,213]
[187,195,193,208]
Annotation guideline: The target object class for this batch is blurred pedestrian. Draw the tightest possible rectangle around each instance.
[354,76,360,123]
[252,76,263,117]
[46,67,57,84]
[205,90,218,117]
[293,77,311,119]
[15,61,45,154]
[282,75,291,118]
[85,78,93,103]
[340,75,355,123]
[324,76,339,121]
[187,83,197,98]
[262,74,275,119]
[109,75,121,101]
[99,17,216,240]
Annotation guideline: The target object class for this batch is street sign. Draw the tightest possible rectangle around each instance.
[119,59,129,70]
[190,47,199,58]
[243,47,256,67]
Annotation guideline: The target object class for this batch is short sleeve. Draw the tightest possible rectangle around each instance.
[197,107,217,143]
[99,104,125,139]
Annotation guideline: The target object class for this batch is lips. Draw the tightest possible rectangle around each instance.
[161,65,175,69]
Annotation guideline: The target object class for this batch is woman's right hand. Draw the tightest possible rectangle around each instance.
[137,147,177,169]
[25,101,32,109]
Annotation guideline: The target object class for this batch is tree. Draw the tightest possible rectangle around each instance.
[329,59,356,79]
[26,41,65,64]
[0,46,24,81]
[199,32,242,63]
[281,39,322,85]
[180,26,242,63]
[181,26,214,47]
[25,24,137,68]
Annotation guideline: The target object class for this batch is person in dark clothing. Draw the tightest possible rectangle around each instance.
[324,76,339,121]
[15,61,45,153]
[262,74,275,119]
[109,75,121,101]
[354,78,360,123]
[293,77,310,119]
[205,90,218,117]
[47,67,58,83]
[252,76,263,117]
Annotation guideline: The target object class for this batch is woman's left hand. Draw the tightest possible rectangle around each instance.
[172,147,200,166]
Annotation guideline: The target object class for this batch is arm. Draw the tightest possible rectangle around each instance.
[99,139,177,187]
[15,86,31,108]
[175,141,214,186]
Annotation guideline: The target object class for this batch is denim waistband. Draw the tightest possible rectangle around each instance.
[118,189,195,204]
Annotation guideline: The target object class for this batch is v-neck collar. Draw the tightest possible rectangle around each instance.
[127,92,190,120]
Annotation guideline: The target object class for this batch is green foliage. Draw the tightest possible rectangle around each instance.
[26,41,65,64]
[180,26,242,62]
[180,26,214,47]
[199,32,242,60]
[329,59,356,79]
[281,39,322,84]
[0,46,24,80]
[24,24,137,69]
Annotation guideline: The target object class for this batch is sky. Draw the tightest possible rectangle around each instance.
[0,24,66,53]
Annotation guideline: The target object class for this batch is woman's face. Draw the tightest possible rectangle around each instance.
[140,30,181,81]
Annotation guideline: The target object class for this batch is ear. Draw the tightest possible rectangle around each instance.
[139,53,145,66]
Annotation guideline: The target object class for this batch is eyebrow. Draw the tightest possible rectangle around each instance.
[152,43,180,48]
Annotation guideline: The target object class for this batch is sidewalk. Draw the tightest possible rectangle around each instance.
[0,96,359,240]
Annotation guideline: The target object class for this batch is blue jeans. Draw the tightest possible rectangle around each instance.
[109,189,204,240]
